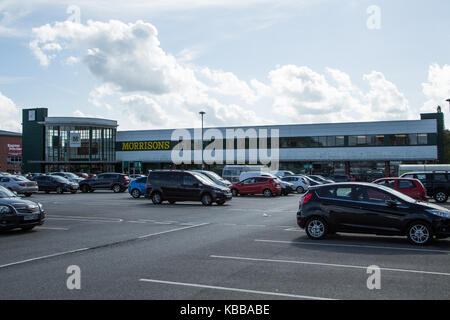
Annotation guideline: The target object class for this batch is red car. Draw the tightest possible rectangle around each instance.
[231,177,281,197]
[372,177,427,201]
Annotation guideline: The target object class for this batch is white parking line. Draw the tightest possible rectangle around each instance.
[0,248,89,269]
[46,215,123,223]
[35,226,69,231]
[210,255,450,276]
[255,239,450,254]
[138,223,210,239]
[139,278,335,300]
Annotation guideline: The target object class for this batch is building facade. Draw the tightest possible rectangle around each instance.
[20,108,444,181]
[22,109,117,173]
[0,130,22,174]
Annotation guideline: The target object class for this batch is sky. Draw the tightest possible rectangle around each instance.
[0,0,450,132]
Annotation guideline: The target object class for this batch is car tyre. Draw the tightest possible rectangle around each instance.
[407,221,433,245]
[217,200,225,205]
[56,186,63,194]
[305,217,328,240]
[201,193,213,206]
[168,200,176,204]
[151,192,162,204]
[112,184,121,193]
[231,189,238,197]
[263,189,272,197]
[296,186,304,194]
[81,185,90,193]
[433,190,448,203]
[131,189,141,198]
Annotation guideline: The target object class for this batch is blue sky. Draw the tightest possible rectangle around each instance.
[1,0,450,132]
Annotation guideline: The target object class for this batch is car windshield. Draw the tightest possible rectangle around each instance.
[374,184,416,203]
[204,171,224,181]
[0,185,16,198]
[13,176,28,181]
[192,172,215,185]
[53,176,70,183]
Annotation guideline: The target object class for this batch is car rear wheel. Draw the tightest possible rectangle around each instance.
[407,222,433,245]
[112,184,121,193]
[296,186,304,194]
[263,189,272,197]
[131,189,141,198]
[201,193,213,206]
[305,217,328,240]
[434,191,448,203]
[151,192,162,204]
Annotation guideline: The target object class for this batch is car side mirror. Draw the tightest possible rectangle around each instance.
[385,199,397,207]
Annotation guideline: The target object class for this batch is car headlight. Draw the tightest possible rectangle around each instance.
[0,205,13,215]
[37,203,44,212]
[426,209,450,219]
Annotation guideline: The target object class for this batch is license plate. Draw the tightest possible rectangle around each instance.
[23,214,39,221]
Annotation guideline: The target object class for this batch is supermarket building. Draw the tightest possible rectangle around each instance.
[21,108,444,180]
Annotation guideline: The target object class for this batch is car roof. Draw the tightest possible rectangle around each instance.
[308,182,381,189]
[374,177,418,181]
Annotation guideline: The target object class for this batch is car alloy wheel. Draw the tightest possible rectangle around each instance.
[306,218,327,239]
[131,189,141,198]
[202,194,212,206]
[113,184,121,193]
[296,186,304,194]
[408,223,431,245]
[434,191,447,203]
[263,189,272,197]
[152,192,162,204]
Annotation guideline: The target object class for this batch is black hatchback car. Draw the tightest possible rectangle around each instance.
[0,186,45,231]
[297,182,450,245]
[79,173,130,193]
[33,175,79,194]
[145,170,232,206]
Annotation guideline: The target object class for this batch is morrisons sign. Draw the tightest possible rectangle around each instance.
[117,140,172,152]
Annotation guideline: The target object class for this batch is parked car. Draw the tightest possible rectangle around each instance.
[49,172,84,184]
[145,170,232,206]
[0,185,45,231]
[400,171,450,203]
[297,182,450,245]
[271,171,295,177]
[192,170,232,187]
[75,172,89,179]
[34,175,79,194]
[239,171,294,195]
[0,175,38,197]
[128,176,147,198]
[331,175,350,182]
[79,173,130,193]
[303,176,323,186]
[25,173,43,180]
[372,177,427,201]
[281,175,309,194]
[231,176,281,197]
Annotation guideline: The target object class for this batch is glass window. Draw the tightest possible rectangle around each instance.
[376,179,395,188]
[375,135,384,146]
[318,136,327,147]
[408,134,418,145]
[415,174,427,182]
[243,178,255,184]
[392,134,407,146]
[326,136,335,147]
[336,136,345,146]
[255,177,268,183]
[398,180,415,189]
[433,174,447,182]
[417,134,427,145]
[183,174,198,186]
[336,187,352,199]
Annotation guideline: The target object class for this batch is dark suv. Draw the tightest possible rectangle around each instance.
[145,170,232,206]
[79,173,130,193]
[401,171,450,203]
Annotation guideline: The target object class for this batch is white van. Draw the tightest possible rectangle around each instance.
[222,165,269,183]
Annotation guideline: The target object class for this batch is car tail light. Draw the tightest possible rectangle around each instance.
[18,183,25,187]
[302,193,313,204]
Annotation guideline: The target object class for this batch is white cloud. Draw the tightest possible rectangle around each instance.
[28,18,416,130]
[422,63,450,113]
[0,91,21,132]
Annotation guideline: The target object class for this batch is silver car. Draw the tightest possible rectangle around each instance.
[0,175,39,197]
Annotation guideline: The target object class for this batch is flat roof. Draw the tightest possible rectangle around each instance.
[43,117,118,128]
[0,130,21,137]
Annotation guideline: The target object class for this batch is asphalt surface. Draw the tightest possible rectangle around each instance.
[1,190,450,300]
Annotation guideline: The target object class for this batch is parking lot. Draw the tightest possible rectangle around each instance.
[1,191,450,300]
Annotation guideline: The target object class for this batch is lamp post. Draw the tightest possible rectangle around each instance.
[199,111,205,170]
